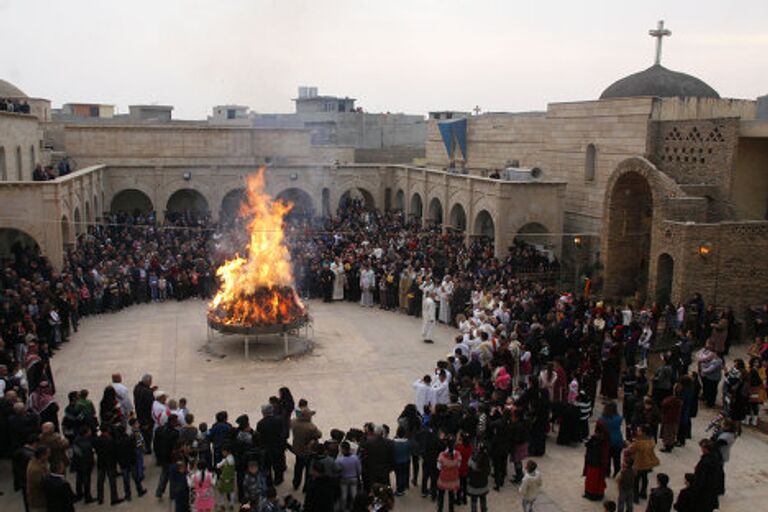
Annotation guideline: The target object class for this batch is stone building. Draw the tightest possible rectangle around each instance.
[425,29,768,315]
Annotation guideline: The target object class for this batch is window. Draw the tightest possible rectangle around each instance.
[0,146,6,180]
[89,106,99,117]
[30,145,35,169]
[585,144,596,182]
[16,146,22,180]
[227,109,236,119]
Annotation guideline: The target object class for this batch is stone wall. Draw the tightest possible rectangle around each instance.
[0,112,44,181]
[60,124,351,168]
[652,220,768,318]
[354,146,425,164]
[647,118,740,192]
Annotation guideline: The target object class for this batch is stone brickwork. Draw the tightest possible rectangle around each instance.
[0,112,44,181]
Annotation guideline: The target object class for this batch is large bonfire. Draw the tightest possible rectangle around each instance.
[208,169,306,329]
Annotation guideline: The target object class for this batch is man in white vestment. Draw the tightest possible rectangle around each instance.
[422,291,437,343]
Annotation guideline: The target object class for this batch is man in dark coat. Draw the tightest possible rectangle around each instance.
[12,434,37,512]
[646,472,674,512]
[93,425,122,505]
[256,404,286,486]
[359,424,394,491]
[153,414,180,499]
[43,458,76,512]
[692,439,724,512]
[132,374,155,453]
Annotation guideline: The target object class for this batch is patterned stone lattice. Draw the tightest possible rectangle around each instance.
[660,125,726,165]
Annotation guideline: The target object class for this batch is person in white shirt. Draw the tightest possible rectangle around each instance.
[151,391,170,432]
[519,460,543,512]
[432,370,450,405]
[111,373,133,417]
[412,375,435,415]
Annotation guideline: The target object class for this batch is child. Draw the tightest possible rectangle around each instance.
[128,418,146,484]
[615,458,635,512]
[646,473,673,512]
[241,459,267,508]
[336,441,361,511]
[519,460,542,512]
[189,460,216,512]
[196,423,212,469]
[215,446,236,510]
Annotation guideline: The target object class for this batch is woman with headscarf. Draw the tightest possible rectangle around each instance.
[582,421,609,501]
[29,381,59,431]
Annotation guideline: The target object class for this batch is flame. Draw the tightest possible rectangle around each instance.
[209,168,305,326]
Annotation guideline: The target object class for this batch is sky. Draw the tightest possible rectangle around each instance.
[1,0,766,119]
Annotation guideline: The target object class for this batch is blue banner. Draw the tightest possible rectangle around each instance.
[438,118,467,159]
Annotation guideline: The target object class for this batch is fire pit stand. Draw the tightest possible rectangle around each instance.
[206,314,312,360]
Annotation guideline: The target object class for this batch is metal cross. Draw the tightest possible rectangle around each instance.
[649,20,671,66]
[473,105,481,116]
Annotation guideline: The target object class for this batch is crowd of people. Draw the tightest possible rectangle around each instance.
[0,98,31,114]
[32,160,75,182]
[1,200,767,512]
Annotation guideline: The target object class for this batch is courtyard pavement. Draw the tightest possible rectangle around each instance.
[1,299,766,511]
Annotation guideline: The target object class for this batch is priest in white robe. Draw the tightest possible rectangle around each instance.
[359,265,376,307]
[421,291,437,343]
[330,258,345,301]
[437,275,454,324]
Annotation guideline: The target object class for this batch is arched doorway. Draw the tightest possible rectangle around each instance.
[656,253,674,306]
[395,189,405,211]
[515,222,550,248]
[220,188,246,222]
[428,198,443,225]
[73,208,83,236]
[474,210,495,239]
[384,188,392,212]
[410,193,423,220]
[166,189,210,214]
[61,215,71,248]
[111,189,153,213]
[339,187,375,211]
[604,170,654,299]
[85,201,92,225]
[0,228,39,261]
[93,194,99,220]
[276,188,315,218]
[449,204,467,232]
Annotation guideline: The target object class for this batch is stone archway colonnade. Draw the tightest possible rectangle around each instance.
[0,163,567,272]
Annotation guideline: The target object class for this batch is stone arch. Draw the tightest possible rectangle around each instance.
[0,227,40,260]
[604,169,654,299]
[220,188,246,222]
[395,189,405,210]
[15,146,22,180]
[427,197,443,225]
[338,187,375,211]
[585,143,596,181]
[166,188,210,214]
[473,210,495,239]
[276,187,315,218]
[61,215,72,247]
[73,207,83,236]
[410,192,423,219]
[449,203,467,232]
[0,146,6,180]
[515,222,550,248]
[655,253,674,306]
[111,189,154,213]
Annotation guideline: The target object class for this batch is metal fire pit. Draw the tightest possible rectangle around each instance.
[206,312,312,360]
[207,314,309,335]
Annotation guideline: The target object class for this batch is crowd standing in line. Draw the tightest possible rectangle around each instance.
[1,201,767,512]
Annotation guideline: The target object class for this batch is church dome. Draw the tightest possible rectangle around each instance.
[0,78,28,98]
[600,64,719,100]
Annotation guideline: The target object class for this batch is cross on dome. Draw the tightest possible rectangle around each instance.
[649,20,672,66]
